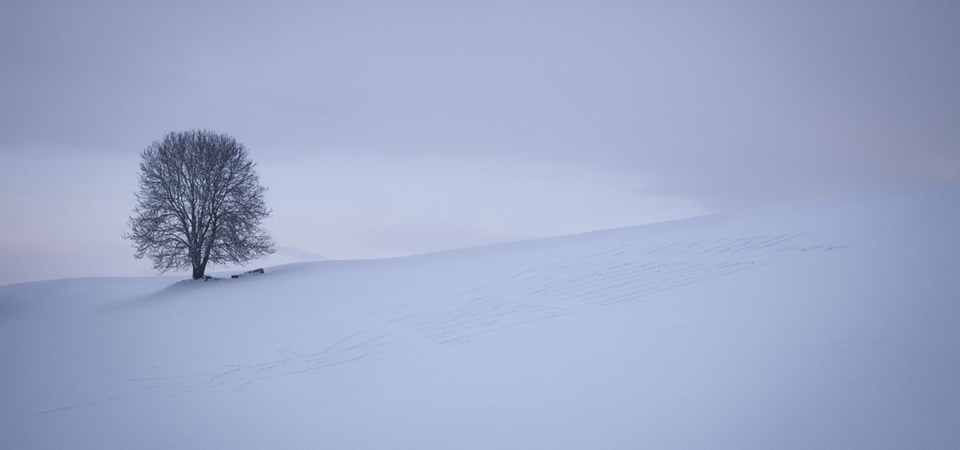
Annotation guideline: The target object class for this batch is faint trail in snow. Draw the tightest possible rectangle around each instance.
[391,295,570,344]
[36,233,847,411]
[145,332,416,397]
[38,399,114,415]
[390,233,842,344]
[482,260,767,306]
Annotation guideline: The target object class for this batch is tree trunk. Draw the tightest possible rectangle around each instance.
[192,264,205,279]
[192,250,207,279]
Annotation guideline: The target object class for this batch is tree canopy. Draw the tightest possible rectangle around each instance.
[126,130,273,279]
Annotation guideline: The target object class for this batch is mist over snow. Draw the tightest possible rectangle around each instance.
[2,185,959,449]
[3,1,960,285]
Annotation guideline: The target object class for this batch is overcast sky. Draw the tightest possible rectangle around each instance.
[2,1,959,285]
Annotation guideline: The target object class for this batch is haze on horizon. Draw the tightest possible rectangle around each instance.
[2,1,959,285]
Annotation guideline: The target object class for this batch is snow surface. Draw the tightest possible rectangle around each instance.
[2,185,959,449]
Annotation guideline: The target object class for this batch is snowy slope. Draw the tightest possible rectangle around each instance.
[2,185,959,449]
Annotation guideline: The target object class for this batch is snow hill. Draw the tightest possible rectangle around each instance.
[2,186,959,449]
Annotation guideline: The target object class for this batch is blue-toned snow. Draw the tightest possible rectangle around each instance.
[2,185,959,449]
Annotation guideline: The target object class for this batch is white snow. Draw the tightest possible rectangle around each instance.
[2,185,959,449]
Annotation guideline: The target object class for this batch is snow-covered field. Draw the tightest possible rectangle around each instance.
[2,185,959,449]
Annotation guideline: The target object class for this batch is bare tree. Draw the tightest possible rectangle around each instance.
[125,130,274,279]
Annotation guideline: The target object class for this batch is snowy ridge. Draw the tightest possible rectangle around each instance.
[2,185,959,449]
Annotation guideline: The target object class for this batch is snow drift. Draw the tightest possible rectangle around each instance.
[2,185,959,449]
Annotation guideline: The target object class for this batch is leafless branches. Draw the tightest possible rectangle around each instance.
[125,130,274,279]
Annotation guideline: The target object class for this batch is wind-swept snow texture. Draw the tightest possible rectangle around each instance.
[3,186,959,449]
